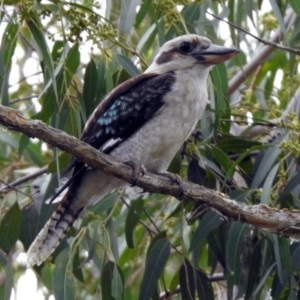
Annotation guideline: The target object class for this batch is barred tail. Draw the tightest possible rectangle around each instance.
[26,193,83,266]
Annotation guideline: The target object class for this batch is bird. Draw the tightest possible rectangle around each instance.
[26,34,239,266]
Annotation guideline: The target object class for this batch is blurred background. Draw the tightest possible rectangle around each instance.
[1,0,300,299]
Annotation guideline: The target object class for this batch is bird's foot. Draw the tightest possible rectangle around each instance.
[125,161,146,186]
[157,172,186,200]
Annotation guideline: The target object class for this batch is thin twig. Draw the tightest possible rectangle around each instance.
[0,166,47,192]
[206,11,300,56]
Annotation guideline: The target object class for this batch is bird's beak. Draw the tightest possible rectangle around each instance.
[194,44,240,64]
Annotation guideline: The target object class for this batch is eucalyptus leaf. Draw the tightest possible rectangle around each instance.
[0,201,22,253]
[139,238,170,300]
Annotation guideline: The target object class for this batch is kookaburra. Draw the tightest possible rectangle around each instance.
[27,34,239,266]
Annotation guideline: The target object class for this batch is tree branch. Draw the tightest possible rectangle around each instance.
[1,104,300,238]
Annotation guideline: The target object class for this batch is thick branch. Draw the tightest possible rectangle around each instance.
[1,104,300,238]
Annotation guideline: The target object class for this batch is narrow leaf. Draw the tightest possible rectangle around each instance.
[210,63,228,114]
[226,222,246,284]
[189,212,223,252]
[0,201,22,253]
[217,137,263,152]
[101,261,115,300]
[265,233,283,284]
[245,241,262,299]
[269,0,286,33]
[112,265,124,300]
[278,170,300,202]
[117,54,141,77]
[0,18,18,105]
[26,17,58,103]
[19,204,38,251]
[4,263,13,300]
[53,248,74,300]
[83,58,98,118]
[289,0,300,15]
[125,198,144,248]
[119,0,142,33]
[253,262,276,295]
[251,145,282,188]
[135,0,152,27]
[195,270,214,300]
[139,238,170,300]
[260,163,279,204]
[179,259,195,300]
[211,146,232,172]
[0,248,7,266]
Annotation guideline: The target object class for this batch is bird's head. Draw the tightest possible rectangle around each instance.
[145,34,240,74]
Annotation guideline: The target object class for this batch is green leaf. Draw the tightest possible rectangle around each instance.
[19,204,38,251]
[195,269,214,300]
[147,231,167,257]
[289,0,300,15]
[4,263,13,300]
[0,17,18,105]
[139,238,170,300]
[112,265,124,300]
[207,231,226,269]
[269,0,286,33]
[245,0,254,25]
[223,144,268,186]
[48,152,72,174]
[119,0,142,33]
[251,145,282,188]
[226,222,246,284]
[279,237,291,277]
[101,260,115,300]
[33,43,80,123]
[210,63,229,114]
[41,264,54,291]
[253,262,276,296]
[0,201,22,253]
[187,159,206,185]
[53,247,74,300]
[117,54,141,77]
[189,211,223,252]
[211,146,232,172]
[125,198,144,248]
[106,217,119,260]
[83,58,98,118]
[88,192,119,215]
[136,23,157,54]
[179,259,195,300]
[18,135,29,157]
[278,170,300,203]
[260,163,279,205]
[96,58,106,103]
[0,248,7,266]
[182,3,201,26]
[72,248,84,283]
[135,0,152,27]
[245,241,262,299]
[217,137,263,153]
[26,17,58,104]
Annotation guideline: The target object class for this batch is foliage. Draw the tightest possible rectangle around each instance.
[1,0,300,299]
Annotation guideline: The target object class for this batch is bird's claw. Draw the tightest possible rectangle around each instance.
[125,161,146,186]
[158,172,185,200]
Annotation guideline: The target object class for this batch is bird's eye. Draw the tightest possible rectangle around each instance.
[179,41,192,54]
